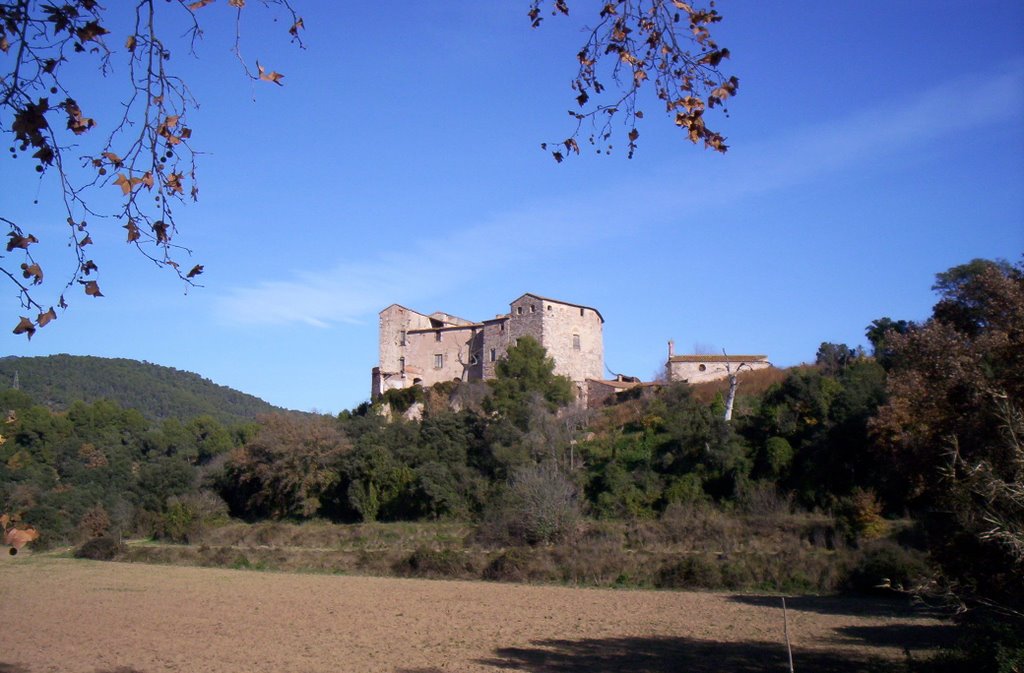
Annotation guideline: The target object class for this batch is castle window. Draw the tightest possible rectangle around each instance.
[399,330,406,346]
[435,330,442,342]
[530,304,536,313]
[573,334,581,351]
[434,354,444,369]
[698,364,707,372]
[490,348,496,362]
[516,306,523,315]
[580,308,584,317]
[399,357,405,372]
[547,304,552,311]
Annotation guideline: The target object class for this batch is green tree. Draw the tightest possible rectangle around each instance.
[865,317,912,370]
[486,336,574,429]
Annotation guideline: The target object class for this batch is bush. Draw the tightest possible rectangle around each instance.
[483,548,532,582]
[157,491,229,544]
[843,540,930,594]
[74,536,124,561]
[76,503,111,542]
[656,555,722,589]
[395,547,475,579]
[660,501,739,551]
[837,488,889,541]
[480,463,580,546]
[736,480,792,517]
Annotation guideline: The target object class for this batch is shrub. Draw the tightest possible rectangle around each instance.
[158,491,229,544]
[843,539,930,594]
[395,547,474,579]
[660,501,739,551]
[74,536,124,561]
[736,479,792,517]
[656,555,722,589]
[76,503,111,542]
[480,463,580,545]
[838,488,890,541]
[483,548,532,582]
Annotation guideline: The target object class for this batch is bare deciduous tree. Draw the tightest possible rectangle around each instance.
[1,0,302,337]
[530,0,737,161]
[3,1,734,337]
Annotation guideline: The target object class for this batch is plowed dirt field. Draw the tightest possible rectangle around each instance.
[0,556,950,672]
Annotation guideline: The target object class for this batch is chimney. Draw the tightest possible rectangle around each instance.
[668,339,675,358]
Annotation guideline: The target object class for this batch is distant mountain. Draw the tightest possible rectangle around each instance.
[0,354,290,424]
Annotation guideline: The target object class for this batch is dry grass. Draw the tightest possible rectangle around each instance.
[103,511,908,596]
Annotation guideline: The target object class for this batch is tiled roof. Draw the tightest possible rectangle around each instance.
[669,355,768,363]
[586,379,661,389]
[407,323,482,334]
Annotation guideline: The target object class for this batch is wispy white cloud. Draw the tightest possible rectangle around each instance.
[215,197,621,327]
[721,60,1024,198]
[216,61,1023,328]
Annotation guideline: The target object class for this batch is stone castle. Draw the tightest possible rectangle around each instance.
[372,293,604,400]
[372,293,769,404]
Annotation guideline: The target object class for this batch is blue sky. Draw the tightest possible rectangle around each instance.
[3,1,1022,414]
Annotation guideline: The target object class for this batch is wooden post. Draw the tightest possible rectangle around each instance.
[782,596,795,673]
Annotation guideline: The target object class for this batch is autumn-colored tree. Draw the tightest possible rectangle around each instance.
[1,0,302,338]
[530,0,737,161]
[871,258,1024,668]
[3,2,734,337]
[219,413,349,519]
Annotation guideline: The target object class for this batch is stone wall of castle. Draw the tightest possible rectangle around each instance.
[379,305,434,376]
[401,325,481,388]
[536,299,604,384]
[374,294,605,400]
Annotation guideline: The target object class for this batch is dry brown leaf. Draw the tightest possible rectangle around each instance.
[166,172,184,194]
[20,263,43,285]
[124,220,141,243]
[113,173,132,195]
[37,308,56,327]
[257,62,285,85]
[81,280,103,297]
[153,220,169,243]
[13,317,35,339]
[6,233,39,251]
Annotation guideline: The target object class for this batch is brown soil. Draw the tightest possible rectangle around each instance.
[0,556,950,673]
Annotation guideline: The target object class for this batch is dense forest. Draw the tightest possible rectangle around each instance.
[1,258,1020,672]
[0,354,287,424]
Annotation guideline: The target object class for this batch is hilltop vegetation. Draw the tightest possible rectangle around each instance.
[0,354,286,424]
[2,257,1020,673]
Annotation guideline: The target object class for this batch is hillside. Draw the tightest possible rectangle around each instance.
[0,354,288,424]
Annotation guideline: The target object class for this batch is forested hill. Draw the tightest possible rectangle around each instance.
[0,355,288,424]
